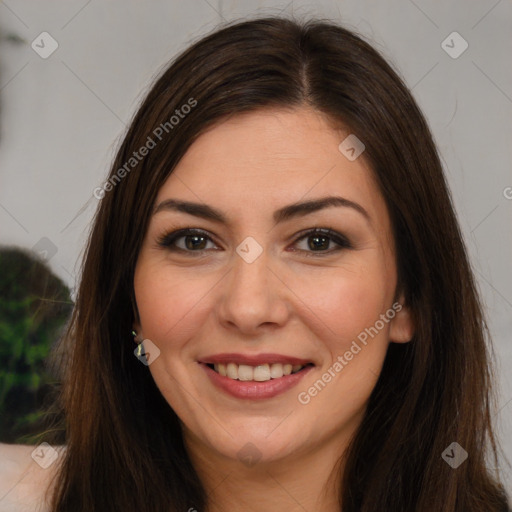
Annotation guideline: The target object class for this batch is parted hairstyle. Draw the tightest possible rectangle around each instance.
[42,15,510,512]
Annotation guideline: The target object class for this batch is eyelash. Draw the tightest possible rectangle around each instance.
[156,227,352,257]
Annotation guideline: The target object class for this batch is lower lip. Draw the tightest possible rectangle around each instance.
[199,363,314,400]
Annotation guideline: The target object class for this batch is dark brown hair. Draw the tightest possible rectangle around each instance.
[43,15,510,511]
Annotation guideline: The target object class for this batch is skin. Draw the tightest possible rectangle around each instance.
[0,443,64,512]
[133,107,414,512]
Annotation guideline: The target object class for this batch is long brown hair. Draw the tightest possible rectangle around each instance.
[43,15,510,511]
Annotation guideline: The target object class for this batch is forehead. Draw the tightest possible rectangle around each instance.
[155,107,387,227]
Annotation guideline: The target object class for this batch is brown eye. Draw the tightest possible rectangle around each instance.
[157,229,217,252]
[157,227,351,256]
[292,228,351,255]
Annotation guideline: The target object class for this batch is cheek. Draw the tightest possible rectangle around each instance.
[294,271,393,418]
[133,261,210,344]
[292,262,392,351]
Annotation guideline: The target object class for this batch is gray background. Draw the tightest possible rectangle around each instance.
[0,0,510,497]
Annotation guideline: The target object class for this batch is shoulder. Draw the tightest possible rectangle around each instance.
[0,442,65,512]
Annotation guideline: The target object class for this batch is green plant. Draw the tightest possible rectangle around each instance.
[0,246,72,443]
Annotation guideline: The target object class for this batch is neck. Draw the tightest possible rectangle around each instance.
[184,429,353,512]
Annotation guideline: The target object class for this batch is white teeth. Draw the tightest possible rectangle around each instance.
[238,364,253,381]
[210,362,307,381]
[269,363,284,379]
[254,364,271,381]
[215,363,227,376]
[227,363,238,379]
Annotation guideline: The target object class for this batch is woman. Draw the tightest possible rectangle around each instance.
[1,15,509,512]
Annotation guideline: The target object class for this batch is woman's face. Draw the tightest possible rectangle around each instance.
[133,107,414,466]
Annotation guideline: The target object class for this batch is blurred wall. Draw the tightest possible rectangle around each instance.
[0,0,510,495]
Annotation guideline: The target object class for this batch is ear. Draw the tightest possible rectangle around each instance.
[131,293,141,337]
[389,294,414,344]
[132,321,142,338]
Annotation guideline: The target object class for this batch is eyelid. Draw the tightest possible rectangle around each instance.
[156,227,352,255]
[291,227,351,247]
[156,228,218,251]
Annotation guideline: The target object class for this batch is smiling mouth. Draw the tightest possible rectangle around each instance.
[206,362,314,382]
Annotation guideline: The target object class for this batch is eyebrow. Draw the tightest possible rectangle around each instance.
[153,195,371,225]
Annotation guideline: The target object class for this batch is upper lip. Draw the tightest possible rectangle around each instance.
[198,353,314,366]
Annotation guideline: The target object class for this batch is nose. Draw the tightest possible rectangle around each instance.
[216,245,290,335]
